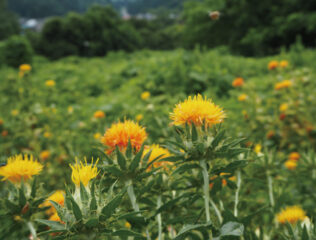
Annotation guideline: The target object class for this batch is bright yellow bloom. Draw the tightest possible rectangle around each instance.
[0,155,43,183]
[268,60,279,70]
[284,160,297,170]
[93,132,102,140]
[232,77,244,87]
[141,91,150,100]
[254,144,262,154]
[238,94,248,101]
[41,190,65,215]
[170,94,225,127]
[43,132,52,138]
[19,64,32,72]
[11,109,19,116]
[93,110,105,119]
[280,60,289,68]
[289,152,300,161]
[40,150,51,161]
[279,103,288,112]
[136,114,143,122]
[277,206,306,224]
[69,158,99,186]
[275,80,292,90]
[125,221,131,229]
[45,80,56,87]
[143,144,172,171]
[102,120,147,154]
[49,212,64,223]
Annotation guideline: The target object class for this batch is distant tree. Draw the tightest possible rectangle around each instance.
[0,0,20,41]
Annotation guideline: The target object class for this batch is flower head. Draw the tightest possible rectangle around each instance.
[238,94,248,101]
[45,80,56,87]
[40,150,51,161]
[143,144,172,171]
[254,144,262,154]
[136,114,143,122]
[232,77,244,87]
[277,206,306,224]
[41,190,65,215]
[280,60,289,68]
[279,103,288,112]
[275,80,292,90]
[284,160,297,170]
[43,132,52,138]
[268,61,279,70]
[170,94,225,127]
[141,91,150,100]
[289,152,300,161]
[11,109,19,116]
[93,110,105,119]
[69,158,99,187]
[102,120,147,154]
[49,212,64,223]
[209,11,220,20]
[266,130,275,139]
[1,130,8,137]
[93,132,102,140]
[0,119,3,125]
[0,155,43,183]
[19,64,32,72]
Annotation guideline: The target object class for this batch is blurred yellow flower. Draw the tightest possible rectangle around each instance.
[11,109,19,116]
[170,94,225,127]
[68,106,74,114]
[0,155,43,183]
[284,159,297,170]
[254,144,262,154]
[41,190,65,215]
[0,119,3,125]
[232,77,244,87]
[45,80,56,87]
[125,221,131,229]
[279,103,288,112]
[141,91,150,100]
[289,152,300,161]
[93,132,102,140]
[93,110,105,119]
[19,64,32,72]
[136,114,143,121]
[102,120,147,154]
[69,158,99,186]
[238,94,248,101]
[43,132,52,138]
[49,212,64,223]
[277,206,306,224]
[280,60,289,68]
[14,215,22,221]
[268,60,278,70]
[143,144,172,171]
[40,150,51,161]
[275,80,292,90]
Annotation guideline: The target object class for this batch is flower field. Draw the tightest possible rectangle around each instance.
[0,48,316,239]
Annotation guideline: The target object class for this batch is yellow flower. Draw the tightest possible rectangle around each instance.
[41,190,65,215]
[268,60,279,70]
[279,103,288,112]
[277,206,306,224]
[40,150,51,161]
[69,158,99,187]
[11,109,19,116]
[280,60,289,68]
[68,106,74,114]
[45,80,56,87]
[170,94,225,127]
[254,144,262,154]
[232,77,244,87]
[143,144,172,171]
[19,64,32,72]
[93,110,105,119]
[102,120,147,154]
[275,80,292,90]
[43,132,52,138]
[141,91,150,100]
[49,212,64,223]
[0,155,43,183]
[284,160,297,170]
[14,215,22,221]
[238,94,248,101]
[125,221,131,229]
[136,114,143,122]
[289,152,300,161]
[93,132,102,140]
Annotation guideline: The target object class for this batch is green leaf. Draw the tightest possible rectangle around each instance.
[85,217,99,228]
[31,178,37,198]
[100,192,125,220]
[36,219,65,230]
[90,197,97,211]
[211,130,225,148]
[130,144,145,171]
[103,165,123,177]
[172,163,200,175]
[191,124,198,142]
[80,182,89,203]
[112,229,146,239]
[302,224,310,240]
[49,200,63,219]
[126,139,132,159]
[65,187,82,221]
[19,187,27,207]
[116,146,127,170]
[174,222,212,240]
[220,221,244,236]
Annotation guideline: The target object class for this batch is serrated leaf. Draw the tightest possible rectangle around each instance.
[85,217,99,227]
[65,187,82,221]
[126,139,132,159]
[112,229,146,239]
[36,219,65,230]
[130,144,145,171]
[100,192,124,220]
[175,222,212,240]
[31,178,37,198]
[103,165,123,177]
[80,182,89,203]
[90,197,97,211]
[19,187,27,207]
[116,146,127,170]
[172,163,200,175]
[191,124,198,142]
[220,221,244,236]
[211,130,225,148]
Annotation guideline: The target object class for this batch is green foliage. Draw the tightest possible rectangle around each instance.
[0,0,20,41]
[1,35,33,67]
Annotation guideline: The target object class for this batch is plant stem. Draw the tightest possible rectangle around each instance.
[126,180,140,212]
[157,195,163,240]
[234,170,242,217]
[200,160,210,222]
[210,198,223,224]
[27,221,37,239]
[266,170,275,208]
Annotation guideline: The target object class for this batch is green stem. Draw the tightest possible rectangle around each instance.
[266,171,275,208]
[27,221,37,239]
[234,170,242,217]
[157,195,163,240]
[210,198,223,224]
[126,180,140,212]
[200,160,210,222]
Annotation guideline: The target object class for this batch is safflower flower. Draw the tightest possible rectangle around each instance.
[69,158,99,187]
[45,80,56,87]
[289,152,300,161]
[284,160,297,170]
[280,60,289,68]
[275,80,292,90]
[268,61,279,70]
[232,77,244,87]
[238,94,248,101]
[141,91,150,100]
[93,110,105,119]
[277,206,306,224]
[143,144,172,171]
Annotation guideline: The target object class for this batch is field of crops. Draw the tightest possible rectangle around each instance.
[0,48,316,239]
